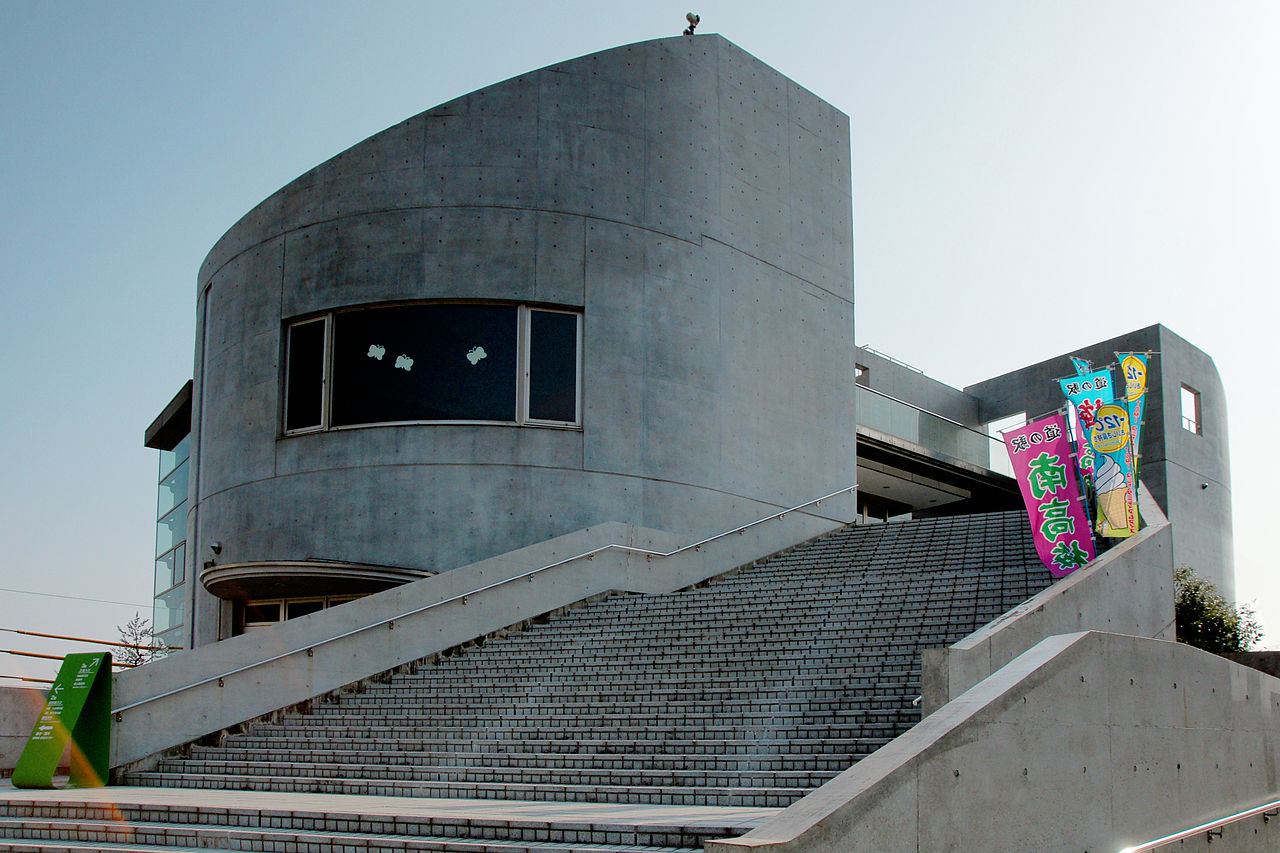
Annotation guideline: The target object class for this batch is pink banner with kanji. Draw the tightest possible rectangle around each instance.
[1004,413,1096,577]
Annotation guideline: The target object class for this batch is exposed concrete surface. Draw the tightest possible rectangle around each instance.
[110,502,849,770]
[1223,651,1280,680]
[0,687,45,775]
[707,631,1280,853]
[184,34,857,648]
[922,488,1174,715]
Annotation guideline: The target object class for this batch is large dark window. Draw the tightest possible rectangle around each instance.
[284,303,580,432]
[332,304,518,425]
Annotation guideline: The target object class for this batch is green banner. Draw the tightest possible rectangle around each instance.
[12,652,112,789]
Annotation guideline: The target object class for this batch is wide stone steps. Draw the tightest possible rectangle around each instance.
[95,512,1048,846]
[142,758,840,790]
[295,706,914,725]
[188,747,862,771]
[388,668,920,684]
[218,736,888,756]
[0,795,754,852]
[124,773,808,807]
[299,686,921,704]
[232,723,904,742]
[356,681,914,697]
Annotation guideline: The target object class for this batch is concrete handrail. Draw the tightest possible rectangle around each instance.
[707,632,1280,852]
[920,484,1175,714]
[111,483,857,716]
[1116,798,1280,852]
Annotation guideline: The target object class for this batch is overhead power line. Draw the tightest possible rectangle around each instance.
[0,673,54,685]
[0,586,151,609]
[1,627,178,651]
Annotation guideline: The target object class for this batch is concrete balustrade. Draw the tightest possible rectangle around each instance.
[111,497,853,771]
[707,631,1280,853]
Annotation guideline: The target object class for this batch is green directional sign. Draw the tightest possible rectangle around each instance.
[12,652,112,789]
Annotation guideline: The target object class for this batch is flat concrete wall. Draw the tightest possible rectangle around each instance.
[922,495,1175,714]
[0,687,45,775]
[110,499,850,770]
[185,34,857,647]
[707,631,1280,853]
[854,347,982,425]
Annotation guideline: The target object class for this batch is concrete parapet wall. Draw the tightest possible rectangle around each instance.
[0,687,46,776]
[110,499,850,770]
[707,631,1280,853]
[922,490,1174,715]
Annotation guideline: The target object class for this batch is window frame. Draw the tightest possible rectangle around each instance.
[1181,384,1202,435]
[521,307,583,427]
[241,595,366,633]
[282,302,582,435]
[282,315,332,434]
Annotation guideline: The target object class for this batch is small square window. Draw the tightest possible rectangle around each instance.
[855,364,869,387]
[1181,385,1201,434]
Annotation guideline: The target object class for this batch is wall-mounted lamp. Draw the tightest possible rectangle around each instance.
[1201,483,1209,490]
[210,541,223,554]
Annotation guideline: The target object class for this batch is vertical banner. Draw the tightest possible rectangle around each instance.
[12,652,112,789]
[1003,413,1096,577]
[1117,352,1149,476]
[1089,402,1140,538]
[1058,367,1115,475]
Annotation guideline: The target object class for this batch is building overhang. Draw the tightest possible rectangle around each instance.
[144,380,193,450]
[201,559,432,600]
[856,425,1021,515]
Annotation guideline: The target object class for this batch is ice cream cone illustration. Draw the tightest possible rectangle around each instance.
[1093,454,1131,534]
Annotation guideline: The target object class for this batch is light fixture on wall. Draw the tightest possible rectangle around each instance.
[683,12,700,35]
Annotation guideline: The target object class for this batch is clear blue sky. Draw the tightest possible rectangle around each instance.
[1,1,1277,680]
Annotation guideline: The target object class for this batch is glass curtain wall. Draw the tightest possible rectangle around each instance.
[153,434,189,649]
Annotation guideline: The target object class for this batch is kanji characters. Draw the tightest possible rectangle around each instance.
[1026,452,1068,500]
[1050,539,1091,571]
[1037,497,1075,540]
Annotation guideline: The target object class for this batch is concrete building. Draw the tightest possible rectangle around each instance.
[69,36,1263,853]
[147,34,861,650]
[855,324,1233,596]
[142,36,1232,653]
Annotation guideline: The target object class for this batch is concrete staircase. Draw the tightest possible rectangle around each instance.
[0,511,1051,852]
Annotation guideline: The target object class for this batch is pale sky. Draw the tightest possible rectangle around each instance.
[1,1,1277,681]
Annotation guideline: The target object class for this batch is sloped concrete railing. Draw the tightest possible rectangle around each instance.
[921,485,1174,714]
[110,486,857,770]
[706,632,1280,853]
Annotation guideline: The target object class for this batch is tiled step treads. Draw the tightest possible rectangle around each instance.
[0,798,743,852]
[85,511,1050,848]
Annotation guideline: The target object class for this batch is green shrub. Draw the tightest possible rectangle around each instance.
[1174,567,1263,653]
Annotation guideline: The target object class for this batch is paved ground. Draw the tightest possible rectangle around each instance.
[0,779,781,829]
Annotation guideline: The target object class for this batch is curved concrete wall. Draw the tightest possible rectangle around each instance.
[188,35,856,642]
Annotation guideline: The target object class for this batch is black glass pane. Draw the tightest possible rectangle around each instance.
[529,311,578,422]
[243,602,280,624]
[331,305,518,425]
[285,321,326,430]
[285,599,325,620]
